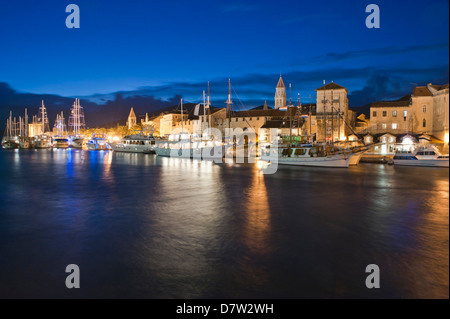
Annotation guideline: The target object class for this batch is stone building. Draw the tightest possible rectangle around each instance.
[274,75,286,109]
[367,83,449,144]
[127,107,137,129]
[314,82,352,142]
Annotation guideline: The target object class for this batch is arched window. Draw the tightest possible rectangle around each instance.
[423,119,426,128]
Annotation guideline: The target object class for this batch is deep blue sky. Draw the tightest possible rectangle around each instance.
[0,0,448,110]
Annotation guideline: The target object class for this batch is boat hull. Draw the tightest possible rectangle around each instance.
[155,146,224,160]
[260,152,363,168]
[110,143,155,154]
[86,143,108,151]
[70,138,84,148]
[1,140,19,149]
[394,159,449,168]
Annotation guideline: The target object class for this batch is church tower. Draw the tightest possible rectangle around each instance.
[127,107,136,129]
[274,75,286,109]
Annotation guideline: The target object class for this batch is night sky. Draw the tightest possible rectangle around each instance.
[0,0,448,124]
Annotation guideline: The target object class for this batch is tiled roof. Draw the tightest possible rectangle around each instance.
[276,76,285,89]
[371,95,411,108]
[315,82,348,92]
[430,84,449,91]
[231,107,297,118]
[128,107,136,118]
[413,87,433,97]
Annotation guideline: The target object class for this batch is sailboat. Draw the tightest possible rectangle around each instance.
[53,112,70,148]
[18,108,31,149]
[154,87,226,160]
[68,98,86,148]
[32,100,52,149]
[1,111,20,149]
[260,87,365,168]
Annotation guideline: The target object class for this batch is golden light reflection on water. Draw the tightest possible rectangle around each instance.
[243,166,272,255]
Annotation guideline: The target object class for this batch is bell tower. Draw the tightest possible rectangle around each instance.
[274,75,286,109]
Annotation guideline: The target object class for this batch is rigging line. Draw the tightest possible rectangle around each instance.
[231,85,257,132]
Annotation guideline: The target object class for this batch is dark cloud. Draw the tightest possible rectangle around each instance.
[1,62,448,128]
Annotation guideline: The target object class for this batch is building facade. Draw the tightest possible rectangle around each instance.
[315,82,350,142]
[127,107,137,129]
[274,75,286,109]
[367,83,449,144]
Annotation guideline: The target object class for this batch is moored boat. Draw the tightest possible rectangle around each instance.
[53,136,70,148]
[86,133,109,150]
[110,133,157,154]
[260,143,365,168]
[393,145,449,167]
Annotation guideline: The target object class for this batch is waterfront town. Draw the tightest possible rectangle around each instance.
[2,76,449,167]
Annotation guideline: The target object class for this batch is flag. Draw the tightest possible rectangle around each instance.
[194,104,200,116]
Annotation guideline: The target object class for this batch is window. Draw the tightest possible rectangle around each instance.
[423,105,427,113]
[382,123,387,129]
[403,110,408,117]
[392,123,397,129]
[373,111,377,117]
[249,117,252,121]
[423,119,426,128]
[257,117,260,120]
[383,111,387,117]
[393,111,397,117]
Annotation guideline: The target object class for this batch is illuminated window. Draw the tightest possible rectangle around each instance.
[392,123,397,129]
[403,110,408,117]
[393,111,397,117]
[382,123,387,129]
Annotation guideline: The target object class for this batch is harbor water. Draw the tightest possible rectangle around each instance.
[0,148,448,298]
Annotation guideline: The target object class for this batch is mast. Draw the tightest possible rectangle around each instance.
[181,98,184,133]
[331,88,334,144]
[309,94,312,142]
[324,104,326,144]
[25,108,28,137]
[41,100,45,134]
[297,93,300,136]
[289,83,292,106]
[202,90,206,138]
[226,78,232,131]
[338,96,341,141]
[9,111,12,137]
[207,81,211,131]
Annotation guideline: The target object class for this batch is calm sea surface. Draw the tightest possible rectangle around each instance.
[0,148,448,298]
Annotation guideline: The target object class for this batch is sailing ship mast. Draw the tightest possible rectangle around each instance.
[207,81,211,133]
[226,79,233,131]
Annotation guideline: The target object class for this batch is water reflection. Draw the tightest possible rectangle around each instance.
[0,149,448,298]
[139,157,227,297]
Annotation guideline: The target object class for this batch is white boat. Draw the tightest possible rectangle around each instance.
[68,99,86,148]
[393,145,449,167]
[86,133,109,150]
[1,137,19,149]
[53,136,70,148]
[2,111,20,149]
[69,136,85,148]
[110,133,157,154]
[154,96,226,160]
[33,135,52,148]
[19,137,31,149]
[260,143,364,168]
[32,101,52,149]
[155,138,225,159]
